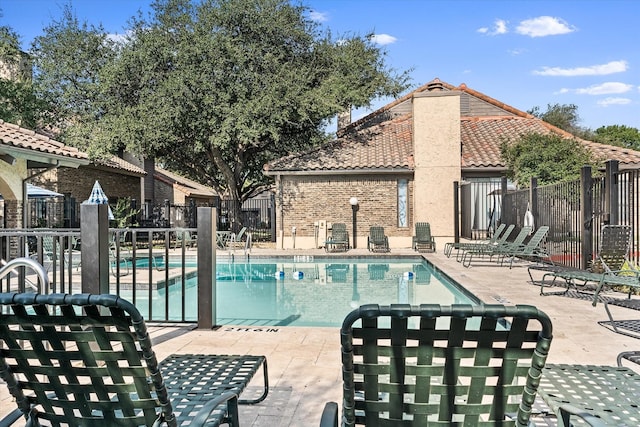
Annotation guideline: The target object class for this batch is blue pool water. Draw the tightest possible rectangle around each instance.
[122,257,478,327]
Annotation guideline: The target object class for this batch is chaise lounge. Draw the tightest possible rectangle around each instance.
[367,226,389,253]
[320,303,553,426]
[0,292,268,427]
[325,223,349,252]
[412,222,435,252]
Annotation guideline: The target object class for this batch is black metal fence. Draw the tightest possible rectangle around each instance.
[458,160,640,270]
[24,195,276,242]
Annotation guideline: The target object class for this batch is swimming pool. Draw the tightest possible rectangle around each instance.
[121,257,479,327]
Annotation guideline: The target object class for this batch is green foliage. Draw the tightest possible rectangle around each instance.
[500,132,600,186]
[0,25,48,128]
[92,0,411,203]
[29,2,116,142]
[111,197,140,228]
[592,125,640,150]
[528,103,584,135]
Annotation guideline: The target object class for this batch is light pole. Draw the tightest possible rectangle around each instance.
[349,197,359,249]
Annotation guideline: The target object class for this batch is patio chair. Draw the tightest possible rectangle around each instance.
[0,292,269,427]
[444,223,512,258]
[461,226,531,268]
[537,351,640,426]
[367,226,389,252]
[412,222,435,252]
[319,303,553,427]
[38,234,82,272]
[494,225,551,269]
[226,227,249,250]
[453,224,516,262]
[173,227,197,249]
[537,225,638,305]
[326,223,349,252]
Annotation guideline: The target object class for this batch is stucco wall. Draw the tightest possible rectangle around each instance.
[412,91,461,249]
[276,174,414,249]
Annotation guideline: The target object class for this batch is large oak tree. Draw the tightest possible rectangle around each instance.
[92,0,410,209]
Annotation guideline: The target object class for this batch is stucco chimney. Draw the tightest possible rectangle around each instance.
[412,91,461,245]
[337,108,351,132]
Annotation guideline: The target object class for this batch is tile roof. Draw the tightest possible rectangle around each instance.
[155,167,217,198]
[461,115,640,168]
[94,156,147,176]
[0,120,89,164]
[265,78,640,173]
[265,114,413,173]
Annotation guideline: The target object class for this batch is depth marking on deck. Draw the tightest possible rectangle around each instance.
[224,327,280,332]
[492,295,511,304]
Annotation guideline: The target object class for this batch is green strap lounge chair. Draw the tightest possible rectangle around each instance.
[494,225,551,268]
[444,223,511,258]
[320,304,553,427]
[367,226,389,252]
[536,351,640,426]
[537,225,638,305]
[0,292,268,427]
[173,228,197,249]
[454,224,516,262]
[412,222,436,252]
[461,226,531,268]
[326,223,349,252]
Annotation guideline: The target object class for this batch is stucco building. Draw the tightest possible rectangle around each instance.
[264,78,640,250]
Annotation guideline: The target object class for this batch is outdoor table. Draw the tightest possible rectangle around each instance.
[538,363,640,426]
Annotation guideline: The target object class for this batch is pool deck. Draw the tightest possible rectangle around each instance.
[2,246,640,425]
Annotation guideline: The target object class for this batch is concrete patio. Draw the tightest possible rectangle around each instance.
[2,246,639,425]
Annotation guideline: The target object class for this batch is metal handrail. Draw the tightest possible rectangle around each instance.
[0,257,50,292]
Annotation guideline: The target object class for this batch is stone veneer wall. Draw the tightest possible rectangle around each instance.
[277,174,414,248]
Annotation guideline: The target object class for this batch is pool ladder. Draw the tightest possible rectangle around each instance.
[0,257,50,293]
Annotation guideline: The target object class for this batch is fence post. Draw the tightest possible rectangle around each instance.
[189,199,196,228]
[453,181,460,243]
[500,177,508,225]
[605,160,619,225]
[80,204,110,294]
[270,193,276,242]
[197,207,216,329]
[580,166,593,270]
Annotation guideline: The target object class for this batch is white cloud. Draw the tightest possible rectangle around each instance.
[516,16,575,37]
[309,10,328,22]
[107,32,128,44]
[576,82,634,95]
[533,60,628,76]
[370,34,397,45]
[598,97,632,106]
[478,19,508,36]
[508,48,526,56]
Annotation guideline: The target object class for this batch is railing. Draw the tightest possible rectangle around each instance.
[0,257,49,293]
[0,227,206,323]
[27,195,276,241]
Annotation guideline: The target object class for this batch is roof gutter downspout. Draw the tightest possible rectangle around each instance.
[22,161,61,228]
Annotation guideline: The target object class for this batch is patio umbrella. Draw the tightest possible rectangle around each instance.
[26,183,63,199]
[83,180,114,220]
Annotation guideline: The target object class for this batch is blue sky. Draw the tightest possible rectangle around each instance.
[2,0,639,131]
